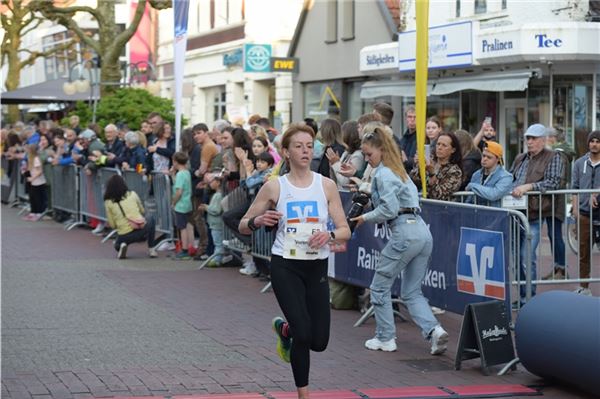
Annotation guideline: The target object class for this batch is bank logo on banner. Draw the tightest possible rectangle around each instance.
[244,44,272,72]
[456,227,505,300]
[287,201,320,224]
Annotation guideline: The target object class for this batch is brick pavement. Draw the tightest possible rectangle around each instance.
[1,205,594,399]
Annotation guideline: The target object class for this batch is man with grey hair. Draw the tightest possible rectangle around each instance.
[116,131,147,172]
[510,123,565,307]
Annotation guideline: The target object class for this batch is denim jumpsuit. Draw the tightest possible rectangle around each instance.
[362,164,440,341]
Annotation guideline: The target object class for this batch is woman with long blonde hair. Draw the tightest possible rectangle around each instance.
[350,127,449,356]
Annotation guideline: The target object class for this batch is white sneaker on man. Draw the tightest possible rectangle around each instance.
[239,261,257,275]
[148,248,158,258]
[364,337,397,352]
[430,325,449,355]
[574,286,592,296]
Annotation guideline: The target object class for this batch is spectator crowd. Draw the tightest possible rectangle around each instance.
[2,105,599,301]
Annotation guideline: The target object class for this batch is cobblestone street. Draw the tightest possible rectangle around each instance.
[1,205,592,399]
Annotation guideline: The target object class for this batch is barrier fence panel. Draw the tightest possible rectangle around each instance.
[221,185,252,253]
[455,189,600,293]
[51,165,79,215]
[329,192,531,317]
[1,158,18,204]
[251,226,275,261]
[78,168,106,222]
[121,170,150,203]
[14,163,28,211]
[151,172,174,242]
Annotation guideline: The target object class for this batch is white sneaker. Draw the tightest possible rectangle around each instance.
[365,337,397,352]
[148,248,158,258]
[239,261,257,275]
[117,243,128,259]
[431,306,445,315]
[574,286,592,296]
[221,254,233,264]
[430,325,449,355]
[91,223,105,235]
[156,241,175,251]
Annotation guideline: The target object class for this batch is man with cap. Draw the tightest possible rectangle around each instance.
[465,141,512,207]
[570,130,600,296]
[510,123,565,307]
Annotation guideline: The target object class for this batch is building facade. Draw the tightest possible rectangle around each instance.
[156,0,303,130]
[290,0,600,166]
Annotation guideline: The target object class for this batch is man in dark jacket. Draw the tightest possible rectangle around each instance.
[510,123,565,306]
[399,105,417,171]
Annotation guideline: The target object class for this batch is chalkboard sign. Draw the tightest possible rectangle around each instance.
[455,300,516,375]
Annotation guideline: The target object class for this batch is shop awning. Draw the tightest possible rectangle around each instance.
[360,80,433,99]
[0,78,96,104]
[359,69,541,98]
[431,69,540,95]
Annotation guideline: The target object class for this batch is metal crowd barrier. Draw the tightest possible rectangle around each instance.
[51,165,80,227]
[13,163,29,214]
[121,169,150,203]
[151,172,174,248]
[221,185,252,253]
[1,158,18,204]
[454,189,600,296]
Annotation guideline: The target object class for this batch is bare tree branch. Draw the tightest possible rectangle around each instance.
[108,0,146,61]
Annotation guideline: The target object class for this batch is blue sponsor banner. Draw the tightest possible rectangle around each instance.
[332,192,511,315]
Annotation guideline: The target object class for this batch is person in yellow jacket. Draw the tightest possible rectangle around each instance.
[104,174,158,259]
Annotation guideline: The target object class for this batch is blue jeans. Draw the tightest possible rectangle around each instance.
[211,228,223,262]
[544,217,566,268]
[519,220,540,302]
[370,215,439,341]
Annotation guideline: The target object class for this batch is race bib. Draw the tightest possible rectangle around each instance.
[283,222,325,260]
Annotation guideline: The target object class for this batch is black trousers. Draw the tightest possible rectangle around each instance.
[114,215,156,251]
[29,184,47,214]
[270,255,330,388]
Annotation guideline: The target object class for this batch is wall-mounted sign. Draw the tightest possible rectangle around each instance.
[270,57,299,72]
[398,21,473,71]
[359,42,398,72]
[244,44,272,73]
[223,49,243,67]
[476,23,600,64]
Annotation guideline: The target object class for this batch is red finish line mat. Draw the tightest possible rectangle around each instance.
[114,384,540,399]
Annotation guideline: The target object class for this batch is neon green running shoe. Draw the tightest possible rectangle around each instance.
[272,316,291,363]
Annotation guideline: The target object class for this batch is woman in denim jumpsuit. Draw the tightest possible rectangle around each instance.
[351,128,449,355]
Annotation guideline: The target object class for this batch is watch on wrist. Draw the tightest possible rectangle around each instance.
[248,216,259,231]
[329,231,336,241]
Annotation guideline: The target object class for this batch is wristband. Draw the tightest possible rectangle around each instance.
[248,216,259,231]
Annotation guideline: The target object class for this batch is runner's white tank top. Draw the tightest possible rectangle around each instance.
[271,172,330,259]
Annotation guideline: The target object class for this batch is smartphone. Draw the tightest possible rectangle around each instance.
[424,144,431,160]
[484,116,492,125]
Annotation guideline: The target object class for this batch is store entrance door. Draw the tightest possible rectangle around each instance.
[500,97,527,168]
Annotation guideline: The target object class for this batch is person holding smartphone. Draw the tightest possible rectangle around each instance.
[351,127,449,356]
[474,116,497,152]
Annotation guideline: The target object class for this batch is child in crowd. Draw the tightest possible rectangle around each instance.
[22,144,47,221]
[171,151,194,260]
[199,175,225,267]
[238,151,275,276]
[242,151,275,198]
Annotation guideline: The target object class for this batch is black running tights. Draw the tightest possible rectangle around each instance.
[270,255,330,388]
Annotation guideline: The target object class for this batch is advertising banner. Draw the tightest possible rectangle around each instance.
[331,193,511,315]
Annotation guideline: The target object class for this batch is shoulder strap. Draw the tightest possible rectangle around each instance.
[117,200,127,218]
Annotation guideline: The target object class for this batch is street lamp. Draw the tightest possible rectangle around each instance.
[63,59,99,123]
[63,59,161,124]
[127,61,161,96]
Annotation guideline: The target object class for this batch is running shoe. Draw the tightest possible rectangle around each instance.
[272,316,291,363]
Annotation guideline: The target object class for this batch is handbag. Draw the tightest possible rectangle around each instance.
[117,201,146,229]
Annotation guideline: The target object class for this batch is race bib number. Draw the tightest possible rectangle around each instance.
[283,222,324,260]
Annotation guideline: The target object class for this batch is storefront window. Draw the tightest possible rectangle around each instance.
[347,81,371,121]
[595,74,600,130]
[528,77,550,130]
[461,91,498,134]
[552,75,593,156]
[304,81,342,123]
[399,94,459,134]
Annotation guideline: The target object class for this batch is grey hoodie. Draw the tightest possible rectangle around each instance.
[571,153,600,214]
